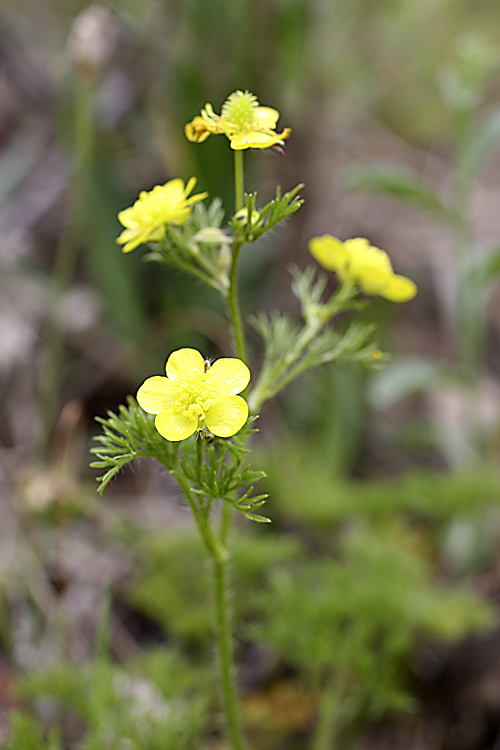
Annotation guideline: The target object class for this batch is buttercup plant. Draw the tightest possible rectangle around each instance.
[91,89,417,749]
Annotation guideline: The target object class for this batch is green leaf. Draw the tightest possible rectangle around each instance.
[368,356,451,409]
[465,246,500,284]
[91,401,267,522]
[344,164,452,223]
[85,181,147,340]
[461,107,500,180]
[90,397,177,492]
[243,513,271,523]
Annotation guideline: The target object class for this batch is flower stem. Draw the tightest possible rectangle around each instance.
[227,238,248,363]
[172,454,244,749]
[172,464,226,565]
[226,150,248,363]
[234,150,244,213]
[212,555,246,750]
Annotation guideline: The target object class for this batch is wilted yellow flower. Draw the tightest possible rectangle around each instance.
[185,90,291,151]
[308,235,417,303]
[184,103,223,143]
[137,348,250,441]
[116,178,208,253]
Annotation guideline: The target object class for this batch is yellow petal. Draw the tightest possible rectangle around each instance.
[254,106,279,129]
[116,225,165,253]
[209,358,250,396]
[183,176,197,196]
[308,235,349,272]
[161,177,184,195]
[343,237,376,258]
[137,376,175,414]
[379,274,418,303]
[203,102,218,120]
[166,348,205,382]
[347,241,393,279]
[116,228,143,253]
[183,191,209,208]
[230,131,283,150]
[205,396,248,438]
[117,206,139,229]
[277,127,292,142]
[155,410,197,441]
[167,207,191,226]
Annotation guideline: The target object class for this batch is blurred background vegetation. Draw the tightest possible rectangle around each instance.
[3,0,500,747]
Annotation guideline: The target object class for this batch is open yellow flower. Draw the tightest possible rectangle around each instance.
[308,235,417,303]
[116,178,208,253]
[137,348,250,441]
[185,90,291,151]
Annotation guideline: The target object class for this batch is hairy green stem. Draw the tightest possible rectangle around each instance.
[212,556,246,750]
[172,454,243,748]
[234,150,244,213]
[219,501,233,546]
[227,238,248,363]
[172,466,226,565]
[226,149,248,362]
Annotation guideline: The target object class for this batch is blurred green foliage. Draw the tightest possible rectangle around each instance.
[19,647,210,750]
[260,435,500,527]
[252,529,493,748]
[127,529,301,646]
[4,713,61,750]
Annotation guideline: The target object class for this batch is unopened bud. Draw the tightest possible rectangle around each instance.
[67,5,117,77]
[233,208,261,227]
[193,227,231,245]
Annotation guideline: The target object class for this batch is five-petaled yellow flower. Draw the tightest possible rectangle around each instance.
[137,348,250,441]
[185,90,291,151]
[309,235,417,303]
[116,178,208,253]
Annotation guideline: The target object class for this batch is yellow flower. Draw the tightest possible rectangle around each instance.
[137,348,250,441]
[185,90,291,151]
[308,235,417,303]
[116,178,208,253]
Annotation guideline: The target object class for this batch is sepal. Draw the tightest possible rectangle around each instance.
[230,184,304,242]
[144,199,230,294]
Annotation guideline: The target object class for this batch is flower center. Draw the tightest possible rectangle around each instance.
[172,373,216,425]
[221,90,258,131]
